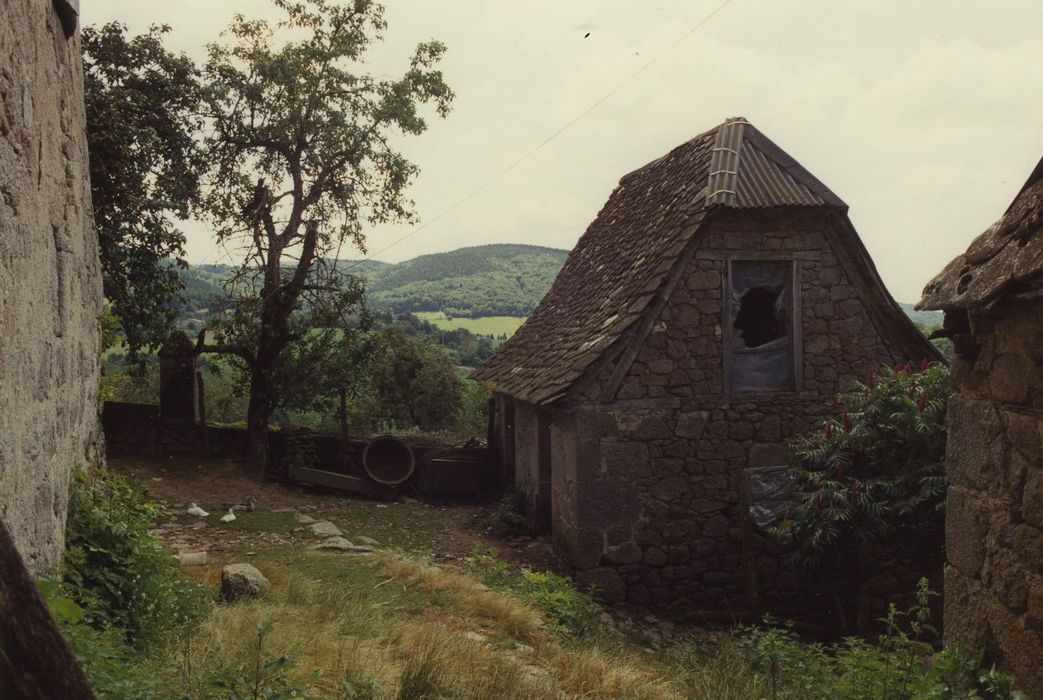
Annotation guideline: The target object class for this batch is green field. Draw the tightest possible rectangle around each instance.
[414,311,525,337]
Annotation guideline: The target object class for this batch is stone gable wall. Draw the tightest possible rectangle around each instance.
[561,212,939,622]
[0,1,102,573]
[943,302,1043,697]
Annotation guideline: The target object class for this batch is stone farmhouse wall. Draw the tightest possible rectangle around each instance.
[944,302,1043,697]
[0,0,102,573]
[508,210,941,625]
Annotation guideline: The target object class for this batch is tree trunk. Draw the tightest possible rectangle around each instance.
[244,365,275,478]
[856,540,871,636]
[0,519,96,699]
[339,386,349,451]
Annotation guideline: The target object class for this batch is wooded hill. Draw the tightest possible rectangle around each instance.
[176,244,569,320]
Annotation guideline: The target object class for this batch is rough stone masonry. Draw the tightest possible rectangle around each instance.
[919,155,1043,696]
[0,0,102,573]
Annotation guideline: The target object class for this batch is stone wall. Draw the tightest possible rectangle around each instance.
[513,401,541,522]
[558,211,940,624]
[943,301,1043,697]
[0,0,102,573]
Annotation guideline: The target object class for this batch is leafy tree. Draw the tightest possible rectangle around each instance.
[771,362,951,632]
[354,325,465,432]
[196,0,453,475]
[83,23,205,355]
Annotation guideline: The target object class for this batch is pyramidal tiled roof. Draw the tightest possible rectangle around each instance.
[472,117,846,404]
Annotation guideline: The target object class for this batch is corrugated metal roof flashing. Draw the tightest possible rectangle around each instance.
[702,116,846,211]
[706,117,748,206]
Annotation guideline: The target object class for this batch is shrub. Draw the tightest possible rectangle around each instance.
[514,570,604,639]
[63,468,212,648]
[467,550,604,639]
[480,487,529,537]
[732,581,1024,700]
[771,363,951,571]
[283,435,321,472]
[38,579,164,699]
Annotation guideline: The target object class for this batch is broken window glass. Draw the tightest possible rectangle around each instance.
[730,261,793,391]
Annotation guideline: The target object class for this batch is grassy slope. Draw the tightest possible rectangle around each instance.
[179,549,739,699]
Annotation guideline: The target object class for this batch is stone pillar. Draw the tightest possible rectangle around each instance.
[158,331,198,425]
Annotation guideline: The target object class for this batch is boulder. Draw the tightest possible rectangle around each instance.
[221,563,270,602]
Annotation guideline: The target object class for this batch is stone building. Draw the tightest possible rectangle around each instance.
[918,156,1043,696]
[0,0,102,573]
[474,118,938,613]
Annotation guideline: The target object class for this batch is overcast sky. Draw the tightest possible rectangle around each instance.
[83,0,1043,302]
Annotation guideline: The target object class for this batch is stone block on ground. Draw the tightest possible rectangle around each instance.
[308,536,373,554]
[178,551,207,566]
[309,521,343,537]
[221,563,270,602]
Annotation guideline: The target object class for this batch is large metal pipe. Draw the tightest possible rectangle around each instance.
[363,436,415,485]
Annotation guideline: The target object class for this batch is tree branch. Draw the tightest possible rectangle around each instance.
[193,329,255,366]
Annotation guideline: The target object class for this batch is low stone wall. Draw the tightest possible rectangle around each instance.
[102,401,492,496]
[943,302,1043,697]
[104,401,370,478]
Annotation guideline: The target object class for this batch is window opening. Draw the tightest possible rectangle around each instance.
[729,260,794,392]
[735,286,786,348]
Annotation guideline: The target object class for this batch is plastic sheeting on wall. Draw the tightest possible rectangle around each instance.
[746,467,793,529]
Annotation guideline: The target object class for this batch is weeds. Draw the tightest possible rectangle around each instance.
[477,487,529,537]
[468,549,603,639]
[180,621,322,699]
[732,580,1024,700]
[63,468,213,648]
[513,570,604,639]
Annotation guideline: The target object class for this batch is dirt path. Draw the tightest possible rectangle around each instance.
[109,455,556,569]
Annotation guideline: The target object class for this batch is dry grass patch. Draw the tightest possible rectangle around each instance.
[376,552,545,643]
[533,639,685,699]
[172,549,738,699]
[386,625,558,700]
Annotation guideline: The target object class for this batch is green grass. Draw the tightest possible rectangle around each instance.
[414,312,525,337]
[204,509,299,533]
[318,500,462,556]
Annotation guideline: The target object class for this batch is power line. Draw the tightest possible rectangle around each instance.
[345,0,733,269]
